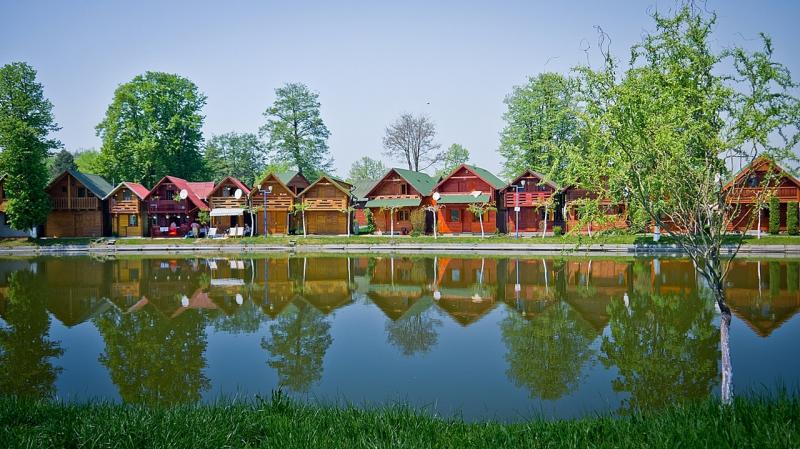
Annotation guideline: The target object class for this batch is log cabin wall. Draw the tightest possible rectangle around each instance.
[504,171,561,233]
[435,166,498,234]
[302,178,350,235]
[45,173,107,237]
[253,175,296,235]
[726,160,800,232]
[108,186,146,237]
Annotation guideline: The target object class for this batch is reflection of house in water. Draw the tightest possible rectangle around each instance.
[725,261,800,337]
[249,257,304,317]
[434,257,498,325]
[128,258,213,318]
[503,259,560,318]
[43,257,112,327]
[367,257,431,320]
[562,260,632,332]
[299,257,353,314]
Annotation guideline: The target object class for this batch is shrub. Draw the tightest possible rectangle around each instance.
[768,196,780,235]
[363,209,376,234]
[552,225,563,237]
[787,202,798,235]
[410,208,426,234]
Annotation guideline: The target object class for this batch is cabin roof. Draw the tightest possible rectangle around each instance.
[505,169,561,191]
[724,154,800,190]
[257,172,298,197]
[275,171,303,186]
[47,170,114,199]
[208,176,251,197]
[147,176,210,211]
[364,168,439,198]
[435,164,506,191]
[299,174,353,197]
[351,180,378,201]
[187,181,215,200]
[103,181,150,200]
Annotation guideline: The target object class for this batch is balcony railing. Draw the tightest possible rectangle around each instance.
[729,186,799,201]
[147,199,188,213]
[504,192,552,208]
[51,197,98,210]
[304,197,348,210]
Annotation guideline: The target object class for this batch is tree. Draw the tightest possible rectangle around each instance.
[467,202,497,238]
[290,201,309,236]
[49,149,76,178]
[768,196,781,235]
[347,156,387,184]
[498,73,580,184]
[385,305,441,356]
[573,7,800,403]
[74,149,102,174]
[0,62,59,231]
[203,132,266,185]
[260,83,332,179]
[382,113,442,172]
[436,143,470,177]
[96,71,207,186]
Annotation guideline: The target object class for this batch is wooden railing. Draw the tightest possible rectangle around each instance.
[147,199,188,213]
[304,197,348,210]
[254,194,294,210]
[51,197,98,210]
[504,192,551,207]
[208,196,247,209]
[729,186,799,201]
[109,199,139,214]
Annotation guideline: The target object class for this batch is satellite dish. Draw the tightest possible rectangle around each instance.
[235,293,244,305]
[470,190,482,198]
[432,192,441,201]
[234,188,243,199]
[179,189,188,200]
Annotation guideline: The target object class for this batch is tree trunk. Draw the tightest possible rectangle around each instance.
[302,211,307,237]
[541,208,548,238]
[710,282,733,405]
[346,210,350,237]
[390,209,394,236]
[479,214,485,238]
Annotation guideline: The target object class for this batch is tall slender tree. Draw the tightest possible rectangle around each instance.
[260,83,332,179]
[0,62,59,231]
[96,71,207,186]
[382,113,442,172]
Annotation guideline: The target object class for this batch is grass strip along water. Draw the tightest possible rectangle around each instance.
[0,393,797,449]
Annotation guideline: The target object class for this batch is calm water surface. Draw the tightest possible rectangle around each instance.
[0,254,798,421]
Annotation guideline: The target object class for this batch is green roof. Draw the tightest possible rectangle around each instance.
[275,171,300,186]
[352,180,378,201]
[436,194,490,204]
[467,165,506,189]
[68,170,114,198]
[392,168,439,195]
[365,198,421,208]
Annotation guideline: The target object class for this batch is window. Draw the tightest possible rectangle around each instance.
[122,189,132,201]
[451,269,461,282]
[400,183,408,195]
[397,210,410,221]
[61,186,67,194]
[128,214,138,226]
[77,187,86,198]
[449,209,461,222]
[166,189,174,199]
[747,175,759,187]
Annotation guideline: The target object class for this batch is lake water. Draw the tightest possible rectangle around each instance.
[0,254,798,421]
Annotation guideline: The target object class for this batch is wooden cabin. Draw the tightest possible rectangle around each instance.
[144,176,210,237]
[105,182,150,237]
[274,171,311,196]
[0,174,30,237]
[299,175,353,235]
[207,177,251,233]
[363,168,438,235]
[253,172,305,235]
[562,185,627,234]
[503,170,562,234]
[45,170,113,237]
[432,164,505,234]
[725,156,800,233]
[433,257,498,325]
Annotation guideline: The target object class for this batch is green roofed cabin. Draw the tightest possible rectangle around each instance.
[432,164,505,235]
[363,168,439,235]
[45,169,114,237]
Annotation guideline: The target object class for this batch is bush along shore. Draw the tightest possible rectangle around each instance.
[0,393,798,449]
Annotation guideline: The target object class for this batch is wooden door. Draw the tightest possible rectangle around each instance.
[265,211,288,234]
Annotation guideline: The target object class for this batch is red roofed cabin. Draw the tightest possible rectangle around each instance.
[105,182,150,237]
[44,170,114,237]
[145,176,210,237]
[503,170,561,234]
[300,175,353,235]
[433,165,505,235]
[563,184,628,234]
[253,172,306,235]
[207,177,251,234]
[363,168,438,235]
[726,156,800,233]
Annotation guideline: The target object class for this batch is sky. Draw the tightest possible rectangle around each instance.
[2,0,799,178]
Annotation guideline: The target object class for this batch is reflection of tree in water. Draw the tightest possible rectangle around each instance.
[95,308,210,405]
[600,293,718,413]
[0,270,63,398]
[262,301,332,392]
[500,302,597,400]
[210,298,268,334]
[386,306,441,356]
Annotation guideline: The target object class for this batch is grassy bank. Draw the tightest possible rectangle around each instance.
[1,394,797,449]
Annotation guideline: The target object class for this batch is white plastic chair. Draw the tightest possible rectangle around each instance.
[228,227,237,238]
[236,227,244,237]
[207,228,217,238]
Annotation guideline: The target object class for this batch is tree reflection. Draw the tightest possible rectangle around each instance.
[386,302,441,356]
[0,270,63,398]
[500,301,596,400]
[95,308,210,405]
[262,301,332,392]
[600,292,719,413]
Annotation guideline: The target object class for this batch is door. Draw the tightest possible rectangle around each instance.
[265,210,288,234]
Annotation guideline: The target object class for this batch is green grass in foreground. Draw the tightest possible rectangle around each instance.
[0,394,797,449]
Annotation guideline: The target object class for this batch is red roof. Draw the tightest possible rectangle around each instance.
[188,182,215,200]
[124,182,150,199]
[146,176,210,211]
[208,176,251,197]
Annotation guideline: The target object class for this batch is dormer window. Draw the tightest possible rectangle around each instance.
[122,190,132,201]
[400,183,408,195]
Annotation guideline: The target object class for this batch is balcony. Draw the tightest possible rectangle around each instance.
[304,197,348,210]
[147,199,188,213]
[729,186,799,202]
[504,192,552,208]
[51,197,98,210]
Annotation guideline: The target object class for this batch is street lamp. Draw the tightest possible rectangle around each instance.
[259,184,273,236]
[513,180,526,239]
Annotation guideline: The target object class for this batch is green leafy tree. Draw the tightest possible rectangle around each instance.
[467,202,497,238]
[347,156,387,184]
[74,149,102,174]
[49,149,76,178]
[0,270,64,398]
[261,301,332,392]
[385,306,441,356]
[203,132,266,185]
[768,196,781,235]
[787,201,798,235]
[498,73,579,184]
[0,62,58,231]
[436,143,470,177]
[96,71,207,186]
[260,83,332,179]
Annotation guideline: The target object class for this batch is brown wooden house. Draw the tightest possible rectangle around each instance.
[503,170,562,234]
[105,182,150,237]
[363,168,438,235]
[562,184,627,234]
[253,172,304,235]
[0,174,30,237]
[725,156,800,233]
[144,176,210,237]
[432,164,505,234]
[45,170,114,237]
[207,177,251,233]
[299,175,353,235]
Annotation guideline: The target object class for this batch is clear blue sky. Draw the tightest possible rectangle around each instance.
[2,0,798,177]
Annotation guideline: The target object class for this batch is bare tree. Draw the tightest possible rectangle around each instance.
[382,113,442,172]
